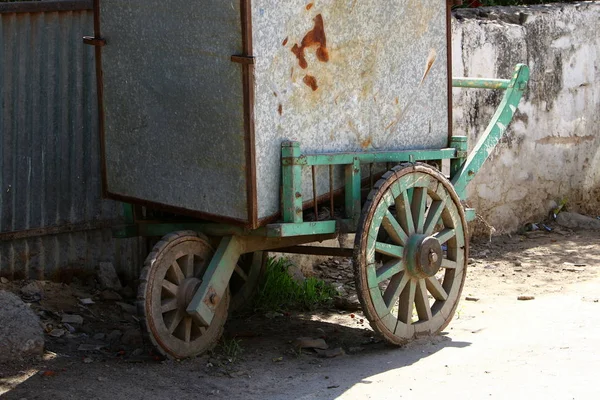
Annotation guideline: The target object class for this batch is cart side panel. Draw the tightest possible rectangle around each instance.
[99,0,249,222]
[252,0,450,220]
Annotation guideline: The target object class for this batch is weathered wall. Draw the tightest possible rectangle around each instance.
[0,2,145,282]
[452,2,600,233]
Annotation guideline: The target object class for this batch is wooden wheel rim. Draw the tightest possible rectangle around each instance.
[139,231,229,359]
[354,164,468,345]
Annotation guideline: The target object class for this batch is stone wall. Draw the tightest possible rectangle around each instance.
[452,2,600,233]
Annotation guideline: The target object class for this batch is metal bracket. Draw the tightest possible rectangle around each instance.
[231,55,255,64]
[83,36,106,47]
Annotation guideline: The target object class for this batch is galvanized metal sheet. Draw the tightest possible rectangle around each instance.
[0,8,143,280]
[100,0,248,221]
[252,0,450,219]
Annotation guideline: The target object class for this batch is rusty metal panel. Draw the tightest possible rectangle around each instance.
[252,0,450,219]
[99,0,248,222]
[0,7,144,280]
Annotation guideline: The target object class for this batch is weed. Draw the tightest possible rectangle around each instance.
[219,338,244,362]
[252,257,338,312]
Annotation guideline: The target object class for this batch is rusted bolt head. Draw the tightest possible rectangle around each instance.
[428,250,439,264]
[209,294,217,305]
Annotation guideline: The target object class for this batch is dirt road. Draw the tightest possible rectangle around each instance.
[1,229,599,399]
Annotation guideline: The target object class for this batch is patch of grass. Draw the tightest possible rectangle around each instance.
[219,338,244,362]
[252,257,338,312]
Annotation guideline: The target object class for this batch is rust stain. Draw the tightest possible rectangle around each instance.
[306,3,314,10]
[273,92,278,97]
[282,37,288,46]
[278,104,283,115]
[536,135,595,145]
[303,75,319,91]
[420,48,437,86]
[291,14,329,70]
[395,97,399,105]
[360,136,373,149]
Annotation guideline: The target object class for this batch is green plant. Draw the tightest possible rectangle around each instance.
[253,257,338,312]
[219,338,243,362]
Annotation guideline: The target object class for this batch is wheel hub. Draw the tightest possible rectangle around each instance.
[178,277,202,310]
[405,234,443,278]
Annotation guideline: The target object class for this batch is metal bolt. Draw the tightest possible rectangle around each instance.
[209,294,217,305]
[428,250,438,264]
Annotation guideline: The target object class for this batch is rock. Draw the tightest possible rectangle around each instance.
[518,295,535,301]
[79,298,95,305]
[0,277,9,284]
[83,357,94,364]
[107,330,123,343]
[62,323,76,333]
[131,348,144,356]
[315,347,346,358]
[293,337,328,350]
[20,281,44,301]
[465,296,480,302]
[100,290,122,301]
[121,328,143,346]
[96,262,122,291]
[48,329,66,338]
[117,302,137,315]
[556,212,600,231]
[93,333,106,341]
[62,314,84,325]
[333,294,361,311]
[0,290,45,363]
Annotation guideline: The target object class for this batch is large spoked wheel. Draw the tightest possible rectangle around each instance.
[230,251,266,311]
[354,163,468,345]
[138,231,229,359]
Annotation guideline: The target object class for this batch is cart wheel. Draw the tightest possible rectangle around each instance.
[138,231,229,359]
[354,163,468,345]
[230,251,266,311]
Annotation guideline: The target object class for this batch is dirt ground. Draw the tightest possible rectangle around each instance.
[1,226,600,399]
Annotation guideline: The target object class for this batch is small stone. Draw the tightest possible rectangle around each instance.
[97,377,107,382]
[315,347,345,358]
[96,262,122,291]
[20,282,44,300]
[62,314,84,325]
[48,329,66,338]
[467,258,476,265]
[518,295,535,301]
[100,290,122,301]
[79,298,95,305]
[63,323,76,333]
[107,330,122,342]
[265,312,284,319]
[348,346,365,353]
[131,348,144,356]
[465,296,480,302]
[116,302,137,315]
[514,261,522,267]
[293,337,328,350]
[83,357,93,364]
[93,333,106,341]
[0,277,9,284]
[333,294,361,311]
[121,328,143,346]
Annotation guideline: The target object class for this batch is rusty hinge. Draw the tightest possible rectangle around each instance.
[231,55,254,65]
[83,36,106,47]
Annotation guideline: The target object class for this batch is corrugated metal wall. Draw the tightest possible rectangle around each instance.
[0,2,145,281]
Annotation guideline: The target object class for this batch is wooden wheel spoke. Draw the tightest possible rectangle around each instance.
[376,260,404,283]
[162,280,179,297]
[415,279,432,321]
[167,309,185,334]
[375,242,404,258]
[168,261,185,285]
[179,254,195,278]
[423,197,447,236]
[395,191,415,235]
[398,279,416,325]
[183,317,192,343]
[382,210,408,246]
[411,187,428,234]
[426,276,449,301]
[234,264,249,281]
[161,298,179,313]
[434,228,455,245]
[441,259,457,269]
[383,272,410,310]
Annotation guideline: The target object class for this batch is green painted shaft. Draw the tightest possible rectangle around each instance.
[281,142,304,223]
[291,148,456,166]
[186,236,243,326]
[345,158,362,224]
[452,78,510,90]
[451,64,530,197]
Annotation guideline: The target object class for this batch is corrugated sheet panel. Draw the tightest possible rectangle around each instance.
[0,7,144,281]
